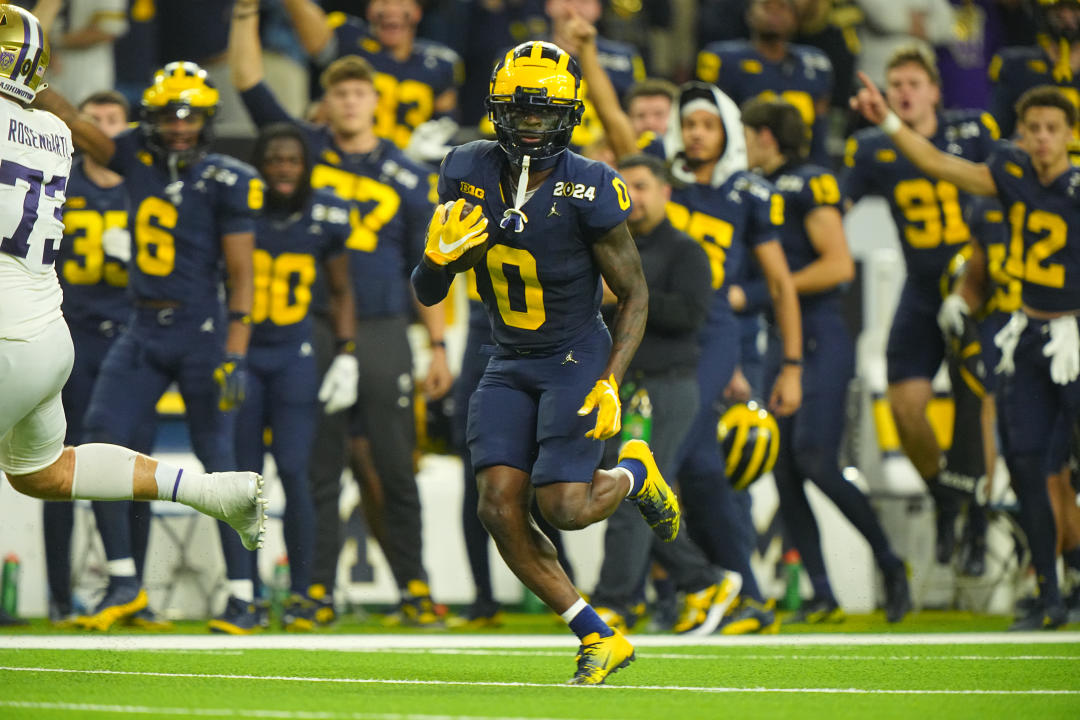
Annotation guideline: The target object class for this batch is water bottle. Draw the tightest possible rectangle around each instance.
[272,556,290,616]
[782,549,802,611]
[1,554,19,615]
[620,387,652,444]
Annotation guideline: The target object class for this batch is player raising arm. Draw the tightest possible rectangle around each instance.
[853,75,1078,629]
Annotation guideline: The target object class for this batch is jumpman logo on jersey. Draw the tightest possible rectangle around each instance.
[562,351,578,365]
[548,202,561,218]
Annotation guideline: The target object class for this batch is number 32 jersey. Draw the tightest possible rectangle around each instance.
[437,141,631,353]
[841,110,998,291]
[0,100,73,341]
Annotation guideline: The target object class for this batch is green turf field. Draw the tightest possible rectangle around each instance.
[2,615,1079,720]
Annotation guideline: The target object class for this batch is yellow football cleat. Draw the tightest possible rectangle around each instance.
[619,439,680,542]
[673,570,742,636]
[75,585,149,631]
[719,597,780,635]
[567,629,636,685]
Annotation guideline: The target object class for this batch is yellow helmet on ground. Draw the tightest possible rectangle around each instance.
[718,402,780,491]
[485,41,584,164]
[0,4,49,104]
[140,61,219,162]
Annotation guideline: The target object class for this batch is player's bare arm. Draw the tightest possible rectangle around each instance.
[754,240,803,416]
[282,0,333,58]
[32,88,115,167]
[222,231,256,356]
[569,13,637,159]
[414,295,453,400]
[850,71,997,196]
[795,205,855,294]
[229,0,264,92]
[591,220,648,383]
[324,252,356,348]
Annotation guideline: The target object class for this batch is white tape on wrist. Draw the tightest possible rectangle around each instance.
[880,111,902,136]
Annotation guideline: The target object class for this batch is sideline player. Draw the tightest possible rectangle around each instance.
[851,77,1077,629]
[1,5,265,583]
[411,41,679,683]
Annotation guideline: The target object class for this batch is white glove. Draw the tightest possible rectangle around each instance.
[101,226,131,263]
[404,117,459,164]
[937,293,969,338]
[993,311,1028,376]
[318,353,359,414]
[1043,315,1080,385]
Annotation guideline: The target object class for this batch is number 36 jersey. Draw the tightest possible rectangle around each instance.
[106,128,263,308]
[841,110,998,292]
[0,99,73,341]
[438,141,631,353]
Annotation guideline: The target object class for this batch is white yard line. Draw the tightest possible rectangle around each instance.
[2,632,1080,652]
[0,702,585,720]
[0,666,1077,695]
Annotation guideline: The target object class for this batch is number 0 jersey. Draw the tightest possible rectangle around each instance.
[0,99,73,341]
[56,156,130,329]
[438,140,631,353]
[987,141,1080,313]
[841,110,999,293]
[250,189,350,348]
[107,128,263,308]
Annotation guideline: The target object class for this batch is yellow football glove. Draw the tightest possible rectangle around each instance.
[577,374,621,440]
[423,198,489,267]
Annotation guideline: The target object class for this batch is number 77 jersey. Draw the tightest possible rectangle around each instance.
[437,140,631,354]
[0,101,73,341]
[841,109,999,288]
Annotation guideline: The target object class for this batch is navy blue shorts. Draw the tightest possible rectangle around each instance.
[997,317,1080,472]
[467,321,610,486]
[886,280,945,384]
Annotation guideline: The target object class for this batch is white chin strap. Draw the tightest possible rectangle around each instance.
[500,154,531,233]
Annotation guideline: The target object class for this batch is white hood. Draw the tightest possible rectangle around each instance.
[664,81,747,188]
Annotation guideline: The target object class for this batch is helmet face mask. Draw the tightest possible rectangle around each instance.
[486,42,584,164]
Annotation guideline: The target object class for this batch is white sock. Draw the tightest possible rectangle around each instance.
[70,444,136,500]
[106,558,137,577]
[560,597,587,624]
[229,579,254,602]
[154,461,209,507]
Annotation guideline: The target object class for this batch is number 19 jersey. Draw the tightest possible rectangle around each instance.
[0,99,73,341]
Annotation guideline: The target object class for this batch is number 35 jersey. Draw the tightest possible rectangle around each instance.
[438,141,631,354]
[106,128,263,308]
[0,100,73,341]
[841,110,998,293]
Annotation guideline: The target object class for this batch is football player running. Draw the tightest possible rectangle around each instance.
[0,4,266,604]
[412,41,679,684]
[852,77,1079,629]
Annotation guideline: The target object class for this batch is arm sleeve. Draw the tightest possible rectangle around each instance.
[239,82,296,128]
[646,239,713,334]
[411,260,453,305]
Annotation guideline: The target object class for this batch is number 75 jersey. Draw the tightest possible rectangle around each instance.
[0,101,73,340]
[841,110,998,287]
[437,141,631,354]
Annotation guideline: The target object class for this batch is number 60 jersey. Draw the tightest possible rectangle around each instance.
[437,140,631,354]
[0,100,73,341]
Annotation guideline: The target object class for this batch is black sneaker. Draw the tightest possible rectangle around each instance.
[281,594,316,632]
[1066,585,1080,625]
[883,563,912,623]
[447,599,503,629]
[787,596,846,624]
[208,596,261,635]
[308,584,336,626]
[1010,600,1068,631]
[935,510,957,565]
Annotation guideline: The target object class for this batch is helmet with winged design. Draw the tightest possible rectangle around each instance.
[0,4,49,105]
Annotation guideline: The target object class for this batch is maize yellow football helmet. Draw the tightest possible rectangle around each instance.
[486,41,584,163]
[718,402,780,491]
[0,4,49,104]
[141,61,219,162]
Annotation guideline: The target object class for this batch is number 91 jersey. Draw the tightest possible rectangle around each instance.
[106,128,263,307]
[438,141,631,353]
[841,110,998,292]
[0,102,73,341]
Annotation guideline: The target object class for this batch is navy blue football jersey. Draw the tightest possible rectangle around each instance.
[107,129,263,307]
[698,40,833,164]
[667,170,785,313]
[250,189,351,348]
[57,157,130,328]
[325,12,463,148]
[965,195,1021,318]
[989,44,1080,140]
[305,134,437,318]
[768,163,844,312]
[438,140,631,352]
[841,110,999,287]
[987,141,1080,312]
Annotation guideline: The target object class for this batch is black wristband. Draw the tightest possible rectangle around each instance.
[782,357,803,367]
[228,311,252,325]
[335,338,356,354]
[431,340,446,349]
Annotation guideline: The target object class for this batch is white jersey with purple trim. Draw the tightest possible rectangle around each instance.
[0,97,74,341]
